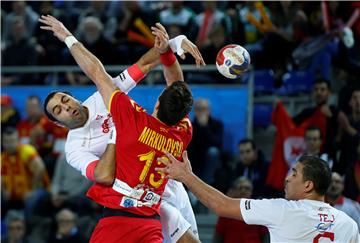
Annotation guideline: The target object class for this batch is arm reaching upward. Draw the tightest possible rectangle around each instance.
[39,15,116,108]
[151,23,205,86]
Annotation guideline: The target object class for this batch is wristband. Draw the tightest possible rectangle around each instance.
[64,35,78,49]
[160,48,176,66]
[127,63,146,82]
[169,35,186,56]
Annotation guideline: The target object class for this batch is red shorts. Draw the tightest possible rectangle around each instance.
[90,215,163,243]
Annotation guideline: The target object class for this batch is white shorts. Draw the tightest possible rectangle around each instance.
[160,179,199,243]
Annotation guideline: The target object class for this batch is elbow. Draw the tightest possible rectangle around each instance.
[94,170,115,186]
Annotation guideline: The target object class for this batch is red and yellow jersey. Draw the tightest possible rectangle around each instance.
[87,91,192,216]
[1,144,49,201]
[17,116,68,149]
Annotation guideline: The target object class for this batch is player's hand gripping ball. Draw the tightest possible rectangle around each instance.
[216,44,251,79]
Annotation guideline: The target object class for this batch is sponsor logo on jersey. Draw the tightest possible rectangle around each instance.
[101,114,112,133]
[245,200,251,210]
[315,222,334,233]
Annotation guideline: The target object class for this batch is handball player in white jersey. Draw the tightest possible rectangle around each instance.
[40,15,204,243]
[159,154,360,242]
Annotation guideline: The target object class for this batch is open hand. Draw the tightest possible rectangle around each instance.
[180,38,205,67]
[155,151,192,182]
[152,23,170,54]
[39,15,72,42]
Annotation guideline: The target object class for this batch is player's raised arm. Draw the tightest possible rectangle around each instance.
[39,15,115,108]
[156,151,243,221]
[152,23,205,86]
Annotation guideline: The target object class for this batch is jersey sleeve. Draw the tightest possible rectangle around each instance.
[109,91,139,134]
[112,64,145,94]
[240,198,286,228]
[65,141,99,182]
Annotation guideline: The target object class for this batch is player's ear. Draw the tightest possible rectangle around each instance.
[304,180,314,193]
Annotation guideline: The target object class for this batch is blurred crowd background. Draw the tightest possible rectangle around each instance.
[1,1,360,242]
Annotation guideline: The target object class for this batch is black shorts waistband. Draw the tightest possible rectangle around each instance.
[102,207,160,220]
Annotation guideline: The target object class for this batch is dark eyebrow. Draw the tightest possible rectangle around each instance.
[292,168,297,173]
[61,95,66,103]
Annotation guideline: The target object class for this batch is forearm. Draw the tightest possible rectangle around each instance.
[94,144,116,186]
[182,172,242,220]
[136,47,161,74]
[163,58,184,85]
[69,42,115,106]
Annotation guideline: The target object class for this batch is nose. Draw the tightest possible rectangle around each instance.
[66,105,72,112]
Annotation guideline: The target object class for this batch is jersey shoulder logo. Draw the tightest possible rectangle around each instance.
[130,99,146,113]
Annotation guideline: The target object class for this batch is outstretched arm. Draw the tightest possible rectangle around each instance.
[152,23,205,86]
[39,15,116,107]
[156,151,243,221]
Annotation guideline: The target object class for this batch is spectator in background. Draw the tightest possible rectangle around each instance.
[3,1,39,42]
[66,16,116,85]
[33,153,92,217]
[187,98,224,185]
[1,127,49,216]
[297,125,333,169]
[47,208,87,243]
[1,95,20,130]
[344,138,360,203]
[1,210,34,243]
[77,1,117,42]
[2,16,39,85]
[34,1,70,66]
[159,1,197,40]
[200,25,228,65]
[213,177,269,243]
[337,89,360,174]
[195,1,232,49]
[16,95,68,177]
[326,172,360,229]
[293,78,340,162]
[234,139,269,199]
[114,1,158,64]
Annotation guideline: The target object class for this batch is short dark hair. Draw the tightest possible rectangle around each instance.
[157,81,193,126]
[43,91,73,123]
[238,138,256,150]
[305,125,322,139]
[43,91,59,122]
[314,78,331,91]
[298,155,331,195]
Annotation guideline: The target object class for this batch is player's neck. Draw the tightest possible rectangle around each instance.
[303,193,325,202]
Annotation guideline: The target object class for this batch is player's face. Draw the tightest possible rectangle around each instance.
[46,92,88,129]
[284,162,307,200]
[350,91,360,112]
[312,83,330,106]
[327,172,344,197]
[239,143,256,166]
[304,130,322,153]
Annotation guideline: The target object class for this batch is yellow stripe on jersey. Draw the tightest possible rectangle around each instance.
[108,90,121,112]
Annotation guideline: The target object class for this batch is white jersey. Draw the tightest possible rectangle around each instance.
[240,198,359,242]
[65,70,198,242]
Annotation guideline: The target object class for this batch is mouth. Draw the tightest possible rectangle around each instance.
[72,109,79,117]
